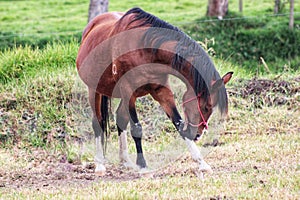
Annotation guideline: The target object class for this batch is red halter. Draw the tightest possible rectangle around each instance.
[181,94,208,130]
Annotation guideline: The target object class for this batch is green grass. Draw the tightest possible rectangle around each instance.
[0,41,77,83]
[0,68,74,148]
[185,12,300,72]
[1,0,208,49]
[0,0,299,73]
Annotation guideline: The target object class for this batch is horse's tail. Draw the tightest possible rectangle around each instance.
[100,95,110,153]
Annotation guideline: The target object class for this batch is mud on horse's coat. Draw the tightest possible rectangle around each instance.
[76,7,233,176]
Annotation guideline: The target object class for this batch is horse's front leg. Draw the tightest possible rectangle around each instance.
[128,96,147,169]
[185,138,213,178]
[150,85,212,177]
[150,85,183,131]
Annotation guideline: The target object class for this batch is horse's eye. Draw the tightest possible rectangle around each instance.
[204,106,209,113]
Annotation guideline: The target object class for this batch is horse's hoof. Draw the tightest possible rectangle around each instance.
[122,161,139,170]
[200,168,213,174]
[95,164,106,176]
[138,168,154,178]
[196,168,213,180]
[199,160,213,174]
[95,170,106,176]
[136,158,147,169]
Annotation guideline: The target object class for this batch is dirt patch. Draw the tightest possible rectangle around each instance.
[0,149,200,190]
[229,77,299,107]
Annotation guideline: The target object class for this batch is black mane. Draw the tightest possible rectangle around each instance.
[124,7,180,31]
[121,7,228,115]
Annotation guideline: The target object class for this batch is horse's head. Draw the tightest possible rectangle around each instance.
[180,72,233,141]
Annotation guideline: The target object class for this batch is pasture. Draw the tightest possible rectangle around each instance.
[0,0,299,199]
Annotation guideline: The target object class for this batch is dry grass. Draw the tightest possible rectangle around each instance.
[1,97,299,199]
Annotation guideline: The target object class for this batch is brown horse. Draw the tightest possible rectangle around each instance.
[76,7,232,176]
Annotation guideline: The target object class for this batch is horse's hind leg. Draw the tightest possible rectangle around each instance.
[116,100,137,170]
[88,88,106,176]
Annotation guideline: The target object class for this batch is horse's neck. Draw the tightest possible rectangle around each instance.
[149,48,194,90]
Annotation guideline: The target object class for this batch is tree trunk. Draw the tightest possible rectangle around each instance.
[207,0,228,19]
[88,0,109,22]
[239,0,243,13]
[274,0,280,14]
[289,0,294,30]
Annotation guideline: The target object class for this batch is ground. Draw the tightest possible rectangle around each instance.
[0,77,299,199]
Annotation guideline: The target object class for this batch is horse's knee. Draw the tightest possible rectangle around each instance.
[131,122,143,138]
[116,116,129,132]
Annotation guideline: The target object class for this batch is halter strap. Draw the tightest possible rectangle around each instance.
[181,94,208,129]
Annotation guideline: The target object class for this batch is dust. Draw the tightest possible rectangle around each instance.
[0,149,198,189]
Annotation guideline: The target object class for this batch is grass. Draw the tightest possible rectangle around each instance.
[0,56,299,199]
[0,0,299,199]
[185,14,300,72]
[0,41,77,83]
[0,105,299,199]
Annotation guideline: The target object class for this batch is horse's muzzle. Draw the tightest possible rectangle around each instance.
[179,124,201,142]
[194,133,202,142]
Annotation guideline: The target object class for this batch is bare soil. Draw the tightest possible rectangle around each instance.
[0,149,199,190]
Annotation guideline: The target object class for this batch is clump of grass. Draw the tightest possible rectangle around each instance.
[0,41,78,83]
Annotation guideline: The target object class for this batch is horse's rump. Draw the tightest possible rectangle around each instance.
[76,12,123,70]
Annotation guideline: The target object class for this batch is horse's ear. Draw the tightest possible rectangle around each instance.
[211,79,223,93]
[211,72,233,93]
[222,71,233,85]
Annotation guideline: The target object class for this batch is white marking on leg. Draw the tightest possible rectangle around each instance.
[185,138,213,175]
[185,137,203,160]
[119,131,137,169]
[95,136,106,176]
